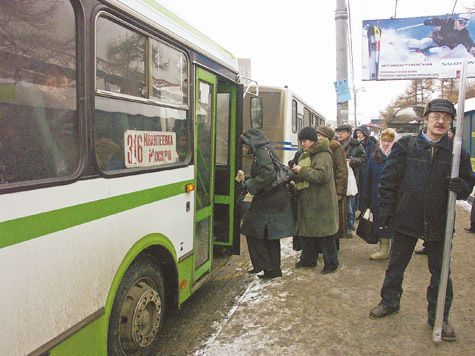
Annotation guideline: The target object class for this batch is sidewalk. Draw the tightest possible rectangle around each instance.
[198,202,475,355]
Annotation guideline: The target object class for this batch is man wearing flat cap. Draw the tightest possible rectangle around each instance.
[335,124,366,238]
[369,98,474,341]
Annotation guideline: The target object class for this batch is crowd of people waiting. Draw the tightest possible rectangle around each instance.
[235,98,474,342]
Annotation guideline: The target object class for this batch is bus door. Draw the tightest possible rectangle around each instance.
[193,68,217,282]
[213,81,241,254]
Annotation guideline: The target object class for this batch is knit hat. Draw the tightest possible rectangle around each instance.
[423,98,456,118]
[298,126,319,142]
[316,125,335,139]
[380,128,397,142]
[335,124,352,133]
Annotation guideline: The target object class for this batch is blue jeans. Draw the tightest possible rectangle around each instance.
[300,235,339,270]
[380,231,453,321]
[346,196,356,231]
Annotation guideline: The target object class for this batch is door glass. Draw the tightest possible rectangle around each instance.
[196,80,213,210]
[216,93,230,165]
[195,217,210,267]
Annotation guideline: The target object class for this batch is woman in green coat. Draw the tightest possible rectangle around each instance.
[239,128,294,279]
[292,127,339,273]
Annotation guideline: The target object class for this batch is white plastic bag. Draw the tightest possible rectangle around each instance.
[346,162,358,196]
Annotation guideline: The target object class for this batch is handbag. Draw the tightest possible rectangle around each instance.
[356,209,378,244]
[346,162,358,196]
[264,147,293,188]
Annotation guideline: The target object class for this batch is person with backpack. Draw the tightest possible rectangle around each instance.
[368,99,473,342]
[238,128,294,279]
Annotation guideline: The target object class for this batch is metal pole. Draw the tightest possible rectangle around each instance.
[432,59,468,342]
[353,87,358,127]
[335,0,349,126]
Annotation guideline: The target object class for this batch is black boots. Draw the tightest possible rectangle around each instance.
[257,269,282,279]
[428,318,457,341]
[369,303,400,319]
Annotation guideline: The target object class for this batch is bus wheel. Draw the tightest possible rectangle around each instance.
[108,255,165,355]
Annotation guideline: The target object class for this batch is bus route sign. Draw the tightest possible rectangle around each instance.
[124,130,177,168]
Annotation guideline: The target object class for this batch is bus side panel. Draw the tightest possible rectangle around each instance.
[0,169,194,355]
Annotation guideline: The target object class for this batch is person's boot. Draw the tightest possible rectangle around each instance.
[369,303,400,319]
[370,238,390,260]
[428,318,456,341]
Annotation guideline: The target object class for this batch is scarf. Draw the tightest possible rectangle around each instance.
[379,129,399,157]
[295,150,311,190]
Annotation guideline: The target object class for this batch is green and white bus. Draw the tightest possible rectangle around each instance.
[0,0,243,354]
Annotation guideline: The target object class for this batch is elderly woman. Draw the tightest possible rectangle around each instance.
[362,128,399,260]
[316,126,348,242]
[238,128,294,279]
[292,127,339,273]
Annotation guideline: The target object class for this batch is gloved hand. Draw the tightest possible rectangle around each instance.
[379,208,392,227]
[447,177,465,195]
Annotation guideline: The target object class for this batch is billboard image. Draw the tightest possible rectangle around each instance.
[362,13,475,80]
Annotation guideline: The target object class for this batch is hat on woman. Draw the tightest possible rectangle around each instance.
[380,128,396,142]
[316,125,335,139]
[298,126,319,142]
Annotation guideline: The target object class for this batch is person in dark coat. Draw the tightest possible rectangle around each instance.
[362,128,399,260]
[369,99,474,342]
[238,128,294,279]
[336,124,366,237]
[292,127,339,273]
[354,126,377,212]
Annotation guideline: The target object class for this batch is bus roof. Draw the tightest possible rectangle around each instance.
[107,0,239,73]
[254,85,326,120]
[463,97,475,113]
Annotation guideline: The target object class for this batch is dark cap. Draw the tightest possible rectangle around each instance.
[298,126,319,142]
[423,99,456,118]
[335,124,353,133]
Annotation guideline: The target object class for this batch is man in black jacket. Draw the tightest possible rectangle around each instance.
[336,124,366,237]
[369,99,473,342]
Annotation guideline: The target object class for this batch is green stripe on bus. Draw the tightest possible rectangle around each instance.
[142,0,236,60]
[0,180,193,249]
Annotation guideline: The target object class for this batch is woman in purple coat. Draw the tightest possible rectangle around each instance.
[362,128,399,260]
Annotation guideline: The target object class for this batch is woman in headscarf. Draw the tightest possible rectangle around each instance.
[238,128,294,279]
[362,128,399,260]
[292,126,339,273]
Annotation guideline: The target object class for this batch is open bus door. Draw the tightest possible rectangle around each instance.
[214,80,242,255]
[193,68,242,284]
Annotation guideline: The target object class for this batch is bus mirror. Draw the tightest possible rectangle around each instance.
[250,97,263,128]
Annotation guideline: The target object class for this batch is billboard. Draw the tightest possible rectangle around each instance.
[362,13,475,80]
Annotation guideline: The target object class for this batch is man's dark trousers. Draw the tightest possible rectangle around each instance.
[380,231,453,321]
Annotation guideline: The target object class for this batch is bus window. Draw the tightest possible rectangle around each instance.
[151,39,189,107]
[94,96,189,171]
[292,100,297,133]
[96,17,146,98]
[303,107,311,127]
[250,97,263,128]
[94,16,191,171]
[0,0,79,185]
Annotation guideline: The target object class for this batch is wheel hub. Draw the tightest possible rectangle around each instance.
[119,279,162,353]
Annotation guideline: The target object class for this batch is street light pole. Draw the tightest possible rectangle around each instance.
[335,0,349,127]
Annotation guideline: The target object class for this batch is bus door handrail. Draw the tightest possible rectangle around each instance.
[239,76,259,98]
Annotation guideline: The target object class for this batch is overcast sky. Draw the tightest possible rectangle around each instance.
[160,0,473,125]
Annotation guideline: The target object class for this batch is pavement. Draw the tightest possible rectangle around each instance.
[195,202,475,355]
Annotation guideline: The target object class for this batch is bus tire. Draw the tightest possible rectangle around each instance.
[108,254,165,355]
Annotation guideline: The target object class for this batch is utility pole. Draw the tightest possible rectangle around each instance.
[335,0,349,127]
